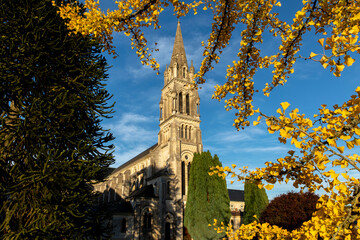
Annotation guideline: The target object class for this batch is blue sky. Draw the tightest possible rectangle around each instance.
[97,1,360,200]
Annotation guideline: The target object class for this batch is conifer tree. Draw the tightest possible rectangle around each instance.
[0,0,114,239]
[243,180,269,225]
[184,151,231,240]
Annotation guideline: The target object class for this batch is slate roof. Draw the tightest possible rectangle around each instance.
[228,189,245,202]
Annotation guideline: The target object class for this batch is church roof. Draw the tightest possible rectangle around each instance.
[111,143,158,176]
[170,20,188,68]
[228,189,245,202]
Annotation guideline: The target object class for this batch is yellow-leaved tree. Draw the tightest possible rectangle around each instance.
[55,0,360,239]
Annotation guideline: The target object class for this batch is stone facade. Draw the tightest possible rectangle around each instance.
[93,21,244,240]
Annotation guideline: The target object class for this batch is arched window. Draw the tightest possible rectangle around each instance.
[165,213,174,240]
[181,161,185,195]
[179,92,183,113]
[109,188,115,202]
[143,210,152,230]
[121,218,127,233]
[188,126,191,139]
[139,177,144,188]
[167,181,171,197]
[131,181,136,192]
[183,67,186,78]
[188,162,191,185]
[185,126,187,139]
[180,125,184,138]
[103,188,109,203]
[186,94,190,115]
[165,222,171,240]
[174,63,177,77]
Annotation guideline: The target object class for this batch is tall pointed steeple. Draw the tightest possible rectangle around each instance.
[170,20,188,68]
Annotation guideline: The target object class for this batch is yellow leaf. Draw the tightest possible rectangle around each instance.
[280,102,290,111]
[327,138,336,146]
[291,138,302,148]
[275,2,281,7]
[322,62,328,69]
[232,164,236,168]
[336,64,345,72]
[337,146,344,153]
[346,141,354,149]
[341,173,349,180]
[318,38,325,47]
[344,55,355,67]
[253,121,260,126]
[264,184,274,190]
[355,128,360,135]
[310,52,318,58]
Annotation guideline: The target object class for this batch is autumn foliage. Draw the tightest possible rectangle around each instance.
[260,191,319,231]
[56,0,360,239]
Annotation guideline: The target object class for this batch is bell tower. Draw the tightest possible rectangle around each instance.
[157,21,202,199]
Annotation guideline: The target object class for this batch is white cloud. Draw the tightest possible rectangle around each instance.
[242,146,289,153]
[153,36,174,68]
[112,144,153,167]
[106,113,159,167]
[206,127,265,143]
[198,78,219,98]
[105,113,157,143]
[126,65,153,80]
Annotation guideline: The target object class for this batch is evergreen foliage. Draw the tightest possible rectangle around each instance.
[243,180,269,225]
[0,0,114,238]
[184,151,231,240]
[260,191,319,231]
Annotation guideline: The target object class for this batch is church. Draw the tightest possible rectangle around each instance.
[93,21,244,240]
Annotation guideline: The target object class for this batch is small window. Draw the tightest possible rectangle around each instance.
[188,163,191,185]
[181,161,185,195]
[186,94,190,115]
[143,211,152,229]
[109,188,115,202]
[179,92,183,113]
[121,218,127,233]
[167,181,171,197]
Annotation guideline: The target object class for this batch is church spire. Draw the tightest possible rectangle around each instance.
[170,20,188,68]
